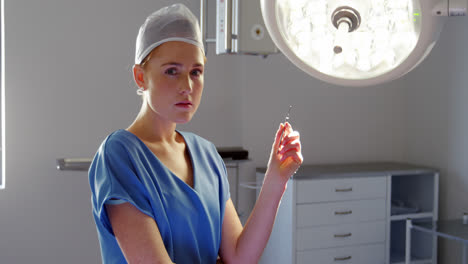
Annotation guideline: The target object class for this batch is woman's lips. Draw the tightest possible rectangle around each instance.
[175,101,193,109]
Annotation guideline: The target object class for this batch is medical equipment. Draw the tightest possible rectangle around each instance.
[200,0,278,55]
[206,0,467,86]
[260,0,467,86]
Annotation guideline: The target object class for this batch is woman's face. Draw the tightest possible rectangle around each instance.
[138,41,205,124]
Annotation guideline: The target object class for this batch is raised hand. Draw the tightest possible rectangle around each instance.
[265,122,303,186]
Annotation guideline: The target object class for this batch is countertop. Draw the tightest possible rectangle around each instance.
[256,162,438,180]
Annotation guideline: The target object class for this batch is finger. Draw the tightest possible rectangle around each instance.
[280,131,300,146]
[279,136,302,159]
[280,149,303,164]
[279,134,300,154]
[291,151,304,165]
[280,140,301,155]
[280,135,300,150]
[273,123,285,150]
[284,122,293,134]
[278,134,299,156]
[280,146,300,161]
[279,152,303,170]
[281,123,296,141]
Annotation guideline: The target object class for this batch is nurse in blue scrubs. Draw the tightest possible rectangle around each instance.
[89,4,303,264]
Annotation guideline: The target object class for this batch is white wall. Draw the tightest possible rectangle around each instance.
[403,17,468,262]
[1,0,467,263]
[238,53,408,168]
[405,17,468,220]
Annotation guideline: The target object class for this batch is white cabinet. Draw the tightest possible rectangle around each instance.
[296,244,386,264]
[257,162,439,264]
[296,199,386,227]
[296,176,386,203]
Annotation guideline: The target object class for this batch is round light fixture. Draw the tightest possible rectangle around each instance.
[260,0,455,86]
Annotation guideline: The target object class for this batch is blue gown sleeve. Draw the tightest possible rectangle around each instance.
[89,137,154,234]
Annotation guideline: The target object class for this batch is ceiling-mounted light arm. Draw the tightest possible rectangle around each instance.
[215,0,235,54]
[224,0,233,52]
[450,0,468,15]
[433,0,467,16]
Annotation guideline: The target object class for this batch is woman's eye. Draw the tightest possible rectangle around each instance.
[191,69,203,77]
[165,68,178,75]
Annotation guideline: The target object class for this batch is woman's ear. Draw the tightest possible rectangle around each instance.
[133,64,146,89]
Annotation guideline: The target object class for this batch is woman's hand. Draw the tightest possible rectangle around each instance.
[265,122,303,186]
[218,123,302,264]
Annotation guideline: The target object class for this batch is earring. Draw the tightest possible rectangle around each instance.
[137,87,144,95]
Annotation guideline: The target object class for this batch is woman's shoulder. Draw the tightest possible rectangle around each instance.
[98,129,143,155]
[90,130,145,174]
[177,130,215,149]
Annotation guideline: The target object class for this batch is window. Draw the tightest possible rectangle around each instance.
[1,0,5,189]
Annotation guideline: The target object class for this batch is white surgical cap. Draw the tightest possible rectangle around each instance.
[135,4,204,65]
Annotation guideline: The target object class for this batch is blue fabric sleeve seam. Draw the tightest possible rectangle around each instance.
[100,139,155,220]
[105,198,128,205]
[103,197,156,220]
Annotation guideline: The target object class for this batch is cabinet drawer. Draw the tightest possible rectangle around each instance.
[296,220,385,250]
[296,243,385,264]
[296,176,387,203]
[297,199,386,227]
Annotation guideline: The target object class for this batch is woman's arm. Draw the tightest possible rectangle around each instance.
[219,122,303,264]
[106,202,175,264]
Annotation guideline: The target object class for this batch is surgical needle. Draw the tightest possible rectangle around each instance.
[278,105,292,153]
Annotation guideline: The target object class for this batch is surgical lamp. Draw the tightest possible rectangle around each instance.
[260,0,467,86]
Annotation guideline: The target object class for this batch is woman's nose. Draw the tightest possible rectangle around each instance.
[179,75,193,94]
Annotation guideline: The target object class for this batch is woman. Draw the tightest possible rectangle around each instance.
[89,4,302,264]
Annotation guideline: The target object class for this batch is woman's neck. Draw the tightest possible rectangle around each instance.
[127,104,178,144]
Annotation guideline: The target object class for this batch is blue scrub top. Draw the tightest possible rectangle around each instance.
[89,129,230,264]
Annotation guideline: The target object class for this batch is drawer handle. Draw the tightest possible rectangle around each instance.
[335,187,353,192]
[334,256,352,261]
[335,210,352,215]
[334,233,352,238]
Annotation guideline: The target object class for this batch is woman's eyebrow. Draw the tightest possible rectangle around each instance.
[161,62,204,68]
[161,62,183,67]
